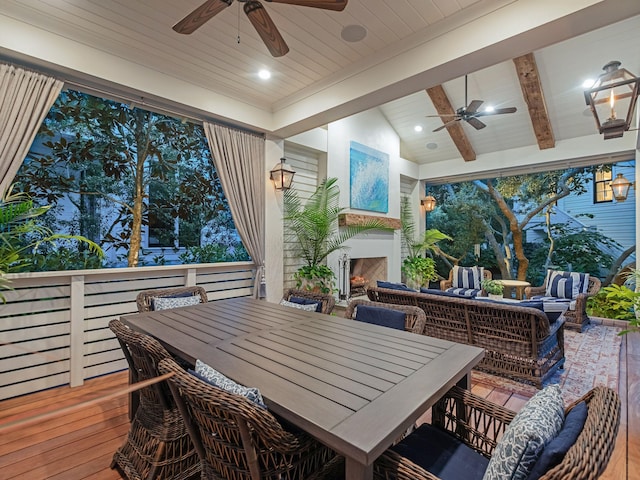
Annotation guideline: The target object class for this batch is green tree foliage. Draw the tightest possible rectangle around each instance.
[15,90,233,268]
[430,165,612,282]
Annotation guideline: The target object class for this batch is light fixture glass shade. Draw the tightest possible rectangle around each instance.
[584,61,640,140]
[610,173,633,201]
[421,195,436,212]
[270,158,295,190]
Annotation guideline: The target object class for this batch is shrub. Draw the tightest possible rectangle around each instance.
[587,284,637,321]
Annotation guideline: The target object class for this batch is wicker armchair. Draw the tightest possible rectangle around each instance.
[439,267,492,291]
[136,285,208,312]
[524,274,601,332]
[108,319,200,480]
[344,299,426,334]
[158,357,338,480]
[283,288,336,314]
[371,385,620,480]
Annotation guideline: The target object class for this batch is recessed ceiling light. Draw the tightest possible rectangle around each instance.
[484,105,495,113]
[414,125,423,132]
[258,69,271,80]
[341,24,367,42]
[582,78,595,88]
[426,142,438,150]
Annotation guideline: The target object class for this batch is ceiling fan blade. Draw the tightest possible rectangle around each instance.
[476,106,517,117]
[466,117,486,130]
[265,0,347,11]
[244,1,290,57]
[173,0,233,34]
[425,114,459,118]
[490,106,517,115]
[466,100,483,114]
[433,118,460,132]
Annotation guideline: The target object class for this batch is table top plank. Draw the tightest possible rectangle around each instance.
[261,329,410,382]
[286,323,433,369]
[247,333,396,392]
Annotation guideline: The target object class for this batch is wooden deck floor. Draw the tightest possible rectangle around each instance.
[1,331,638,479]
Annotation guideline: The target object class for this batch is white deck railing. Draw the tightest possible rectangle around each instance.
[0,262,255,400]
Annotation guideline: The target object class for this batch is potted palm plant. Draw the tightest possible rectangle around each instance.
[283,177,388,294]
[399,197,451,289]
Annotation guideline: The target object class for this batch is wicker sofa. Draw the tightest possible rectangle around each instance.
[367,286,565,388]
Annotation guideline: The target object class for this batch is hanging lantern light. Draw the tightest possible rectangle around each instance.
[269,158,295,191]
[584,60,640,140]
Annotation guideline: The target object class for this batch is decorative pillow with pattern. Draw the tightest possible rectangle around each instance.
[452,266,484,290]
[152,295,202,311]
[279,299,319,311]
[194,359,266,407]
[483,384,564,480]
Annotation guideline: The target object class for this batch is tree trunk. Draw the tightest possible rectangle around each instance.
[127,111,150,268]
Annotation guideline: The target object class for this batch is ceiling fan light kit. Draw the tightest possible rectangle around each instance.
[429,75,517,132]
[173,0,348,57]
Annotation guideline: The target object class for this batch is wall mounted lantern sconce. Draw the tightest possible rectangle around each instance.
[421,195,436,212]
[269,158,295,191]
[610,173,635,201]
[584,60,640,140]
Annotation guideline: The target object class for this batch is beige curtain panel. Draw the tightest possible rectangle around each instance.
[203,122,266,298]
[0,63,63,195]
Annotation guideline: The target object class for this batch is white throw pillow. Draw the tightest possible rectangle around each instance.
[152,295,202,311]
[280,299,318,311]
[194,359,266,407]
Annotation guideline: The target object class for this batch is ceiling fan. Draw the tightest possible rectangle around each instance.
[173,0,348,57]
[429,75,517,132]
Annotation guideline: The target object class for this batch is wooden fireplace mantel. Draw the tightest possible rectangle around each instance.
[338,213,401,230]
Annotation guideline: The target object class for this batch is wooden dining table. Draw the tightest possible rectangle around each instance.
[120,296,485,480]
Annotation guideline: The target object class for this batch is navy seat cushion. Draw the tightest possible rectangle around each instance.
[391,423,489,480]
[526,401,588,479]
[420,288,464,298]
[289,295,323,312]
[354,305,406,330]
[377,280,416,292]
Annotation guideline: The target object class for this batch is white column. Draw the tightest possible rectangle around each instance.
[265,137,285,303]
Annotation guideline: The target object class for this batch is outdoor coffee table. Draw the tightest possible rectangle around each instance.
[496,279,531,299]
[121,297,484,480]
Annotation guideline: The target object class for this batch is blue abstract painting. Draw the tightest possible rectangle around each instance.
[349,141,389,213]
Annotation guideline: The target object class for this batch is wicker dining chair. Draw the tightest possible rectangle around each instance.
[136,285,208,312]
[282,288,336,314]
[108,319,200,480]
[371,385,620,480]
[344,299,427,334]
[158,357,339,480]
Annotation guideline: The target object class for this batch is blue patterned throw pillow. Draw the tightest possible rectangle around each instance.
[280,299,319,311]
[194,359,266,408]
[483,384,564,480]
[544,270,588,299]
[152,295,201,311]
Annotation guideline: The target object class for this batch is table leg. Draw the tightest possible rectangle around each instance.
[345,457,373,480]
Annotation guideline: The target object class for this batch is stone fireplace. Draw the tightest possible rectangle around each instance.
[340,256,387,299]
